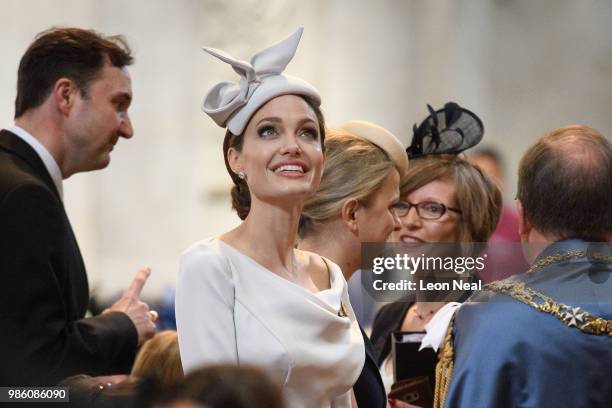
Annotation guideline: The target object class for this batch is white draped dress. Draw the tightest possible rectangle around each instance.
[176,238,365,408]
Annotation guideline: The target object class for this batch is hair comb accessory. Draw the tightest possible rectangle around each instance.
[202,27,321,135]
[406,102,484,159]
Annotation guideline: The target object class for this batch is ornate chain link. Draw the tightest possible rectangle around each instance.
[434,250,612,408]
[488,250,612,337]
[528,250,579,273]
[527,250,612,273]
[487,281,612,337]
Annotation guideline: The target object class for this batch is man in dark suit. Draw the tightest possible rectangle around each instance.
[0,27,156,386]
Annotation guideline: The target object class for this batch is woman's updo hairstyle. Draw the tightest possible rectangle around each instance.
[299,129,398,237]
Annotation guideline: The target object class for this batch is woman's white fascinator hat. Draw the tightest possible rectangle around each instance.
[202,27,321,135]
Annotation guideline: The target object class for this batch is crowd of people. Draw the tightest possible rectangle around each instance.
[0,26,610,408]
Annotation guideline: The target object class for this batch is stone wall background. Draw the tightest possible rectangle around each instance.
[1,0,610,299]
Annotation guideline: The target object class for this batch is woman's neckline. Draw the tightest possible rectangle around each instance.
[215,237,336,296]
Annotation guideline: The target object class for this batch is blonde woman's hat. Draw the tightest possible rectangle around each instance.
[340,120,409,177]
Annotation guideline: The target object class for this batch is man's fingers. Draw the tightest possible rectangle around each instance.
[125,267,151,298]
[137,318,157,345]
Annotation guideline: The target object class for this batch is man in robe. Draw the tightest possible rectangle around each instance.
[440,125,612,407]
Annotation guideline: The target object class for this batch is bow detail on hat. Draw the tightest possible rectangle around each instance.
[202,27,304,128]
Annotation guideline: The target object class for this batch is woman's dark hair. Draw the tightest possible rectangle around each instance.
[222,95,325,220]
[59,375,140,408]
[175,365,284,408]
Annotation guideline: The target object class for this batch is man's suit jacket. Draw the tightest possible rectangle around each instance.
[0,129,137,386]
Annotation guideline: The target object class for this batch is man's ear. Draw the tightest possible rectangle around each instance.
[53,78,78,116]
[227,147,243,175]
[340,198,360,234]
[516,199,531,240]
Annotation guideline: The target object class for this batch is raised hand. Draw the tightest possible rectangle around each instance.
[106,267,156,345]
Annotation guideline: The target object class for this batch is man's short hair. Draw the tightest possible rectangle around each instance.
[14,27,133,119]
[517,125,612,240]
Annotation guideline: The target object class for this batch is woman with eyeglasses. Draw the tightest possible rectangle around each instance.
[370,103,502,406]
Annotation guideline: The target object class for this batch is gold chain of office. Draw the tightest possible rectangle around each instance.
[433,250,612,408]
[525,250,612,274]
[487,250,612,337]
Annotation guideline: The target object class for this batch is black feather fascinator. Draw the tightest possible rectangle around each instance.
[406,102,484,159]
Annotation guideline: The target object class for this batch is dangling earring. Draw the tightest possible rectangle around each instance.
[238,171,246,180]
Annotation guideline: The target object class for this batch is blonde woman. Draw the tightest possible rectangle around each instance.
[298,121,409,408]
[176,29,364,408]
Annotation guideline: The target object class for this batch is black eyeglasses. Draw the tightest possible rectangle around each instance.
[392,201,462,220]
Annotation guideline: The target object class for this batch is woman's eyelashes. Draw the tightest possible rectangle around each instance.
[257,125,277,138]
[256,125,319,140]
[299,127,319,140]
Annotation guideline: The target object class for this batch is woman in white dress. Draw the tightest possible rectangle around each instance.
[176,28,364,408]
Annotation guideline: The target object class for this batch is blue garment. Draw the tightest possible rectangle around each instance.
[444,240,612,408]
